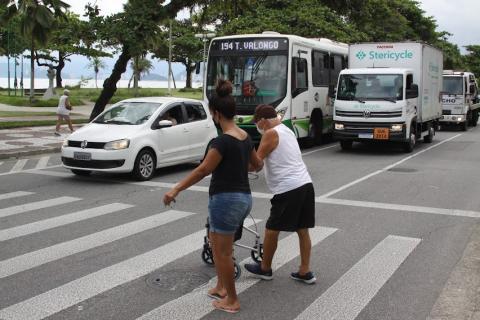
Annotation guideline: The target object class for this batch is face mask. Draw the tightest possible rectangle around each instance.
[256,124,265,135]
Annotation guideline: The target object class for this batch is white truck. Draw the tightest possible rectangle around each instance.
[333,42,443,152]
[440,70,480,130]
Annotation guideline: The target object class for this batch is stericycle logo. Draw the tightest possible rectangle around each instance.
[356,51,367,60]
[368,50,413,60]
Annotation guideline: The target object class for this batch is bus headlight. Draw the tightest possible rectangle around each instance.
[104,139,130,150]
[390,124,403,132]
[335,123,344,130]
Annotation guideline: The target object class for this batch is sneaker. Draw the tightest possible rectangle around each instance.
[54,131,61,136]
[290,271,316,284]
[244,263,273,280]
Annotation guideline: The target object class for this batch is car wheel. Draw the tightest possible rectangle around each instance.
[132,149,156,181]
[71,169,91,176]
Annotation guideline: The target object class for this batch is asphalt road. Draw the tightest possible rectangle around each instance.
[0,127,479,320]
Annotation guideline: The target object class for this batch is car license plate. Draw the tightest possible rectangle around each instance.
[373,128,390,140]
[358,133,373,139]
[73,152,91,161]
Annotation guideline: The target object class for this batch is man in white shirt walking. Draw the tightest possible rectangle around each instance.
[245,104,316,284]
[55,89,74,136]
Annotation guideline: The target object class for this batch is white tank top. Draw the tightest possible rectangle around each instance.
[264,123,312,194]
[57,95,70,115]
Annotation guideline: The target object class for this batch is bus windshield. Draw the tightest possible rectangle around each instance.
[206,38,288,115]
[443,77,463,95]
[337,74,403,102]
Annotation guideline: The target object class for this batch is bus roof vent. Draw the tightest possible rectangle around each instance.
[262,31,280,35]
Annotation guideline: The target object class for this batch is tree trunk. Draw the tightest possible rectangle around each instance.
[30,41,34,102]
[89,47,131,121]
[55,52,65,88]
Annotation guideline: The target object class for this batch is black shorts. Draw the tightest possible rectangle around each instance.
[266,183,315,231]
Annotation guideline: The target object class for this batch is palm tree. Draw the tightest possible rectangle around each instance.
[3,0,69,101]
[87,57,106,89]
[128,55,153,96]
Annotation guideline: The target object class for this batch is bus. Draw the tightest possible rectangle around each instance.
[205,31,348,144]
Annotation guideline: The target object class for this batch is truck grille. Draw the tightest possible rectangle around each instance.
[335,110,402,118]
[442,110,451,115]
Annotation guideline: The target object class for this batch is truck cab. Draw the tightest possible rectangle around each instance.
[440,70,479,130]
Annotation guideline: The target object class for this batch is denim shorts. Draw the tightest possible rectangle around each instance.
[208,192,252,235]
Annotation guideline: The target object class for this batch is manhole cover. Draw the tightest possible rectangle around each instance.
[387,167,417,173]
[146,269,211,293]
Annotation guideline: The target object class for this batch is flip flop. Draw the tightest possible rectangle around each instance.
[207,292,226,300]
[212,300,240,314]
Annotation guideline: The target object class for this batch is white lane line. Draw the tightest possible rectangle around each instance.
[0,203,134,242]
[317,134,462,199]
[0,191,34,201]
[34,156,50,169]
[9,159,28,172]
[317,198,480,218]
[136,226,338,320]
[0,218,260,320]
[0,165,62,177]
[301,144,337,156]
[0,210,197,279]
[295,235,421,320]
[0,196,81,219]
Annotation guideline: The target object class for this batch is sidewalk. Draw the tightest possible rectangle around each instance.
[0,103,93,159]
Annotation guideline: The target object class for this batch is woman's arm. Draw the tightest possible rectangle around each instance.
[163,148,222,205]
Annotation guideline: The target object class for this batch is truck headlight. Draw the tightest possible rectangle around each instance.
[62,139,68,147]
[390,124,403,132]
[335,123,344,130]
[104,139,130,150]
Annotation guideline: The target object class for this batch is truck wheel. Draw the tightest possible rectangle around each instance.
[340,140,353,150]
[461,120,468,131]
[423,125,434,143]
[403,132,416,153]
[308,118,323,146]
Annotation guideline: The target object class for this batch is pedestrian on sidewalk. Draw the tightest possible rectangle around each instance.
[55,89,74,136]
[244,104,317,284]
[163,80,263,314]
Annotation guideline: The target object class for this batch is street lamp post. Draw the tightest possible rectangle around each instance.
[194,32,215,100]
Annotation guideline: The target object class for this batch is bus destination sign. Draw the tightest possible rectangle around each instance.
[211,38,289,53]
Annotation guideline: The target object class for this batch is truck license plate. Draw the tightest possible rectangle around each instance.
[373,128,389,140]
[73,152,91,161]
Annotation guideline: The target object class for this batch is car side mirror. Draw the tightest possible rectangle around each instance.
[406,84,419,99]
[156,120,173,129]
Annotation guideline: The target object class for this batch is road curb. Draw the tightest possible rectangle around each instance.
[427,222,480,320]
[0,146,61,160]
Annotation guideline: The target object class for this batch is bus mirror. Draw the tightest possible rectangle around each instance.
[328,85,336,98]
[296,59,305,73]
[195,62,201,74]
[469,84,475,94]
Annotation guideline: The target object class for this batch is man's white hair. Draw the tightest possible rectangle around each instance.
[63,89,70,95]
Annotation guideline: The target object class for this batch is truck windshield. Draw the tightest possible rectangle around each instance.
[443,77,463,95]
[206,53,288,115]
[337,74,403,101]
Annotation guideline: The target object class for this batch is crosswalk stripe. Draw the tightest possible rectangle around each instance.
[34,156,50,169]
[0,209,197,279]
[9,159,28,172]
[0,196,81,219]
[28,169,71,177]
[0,191,34,201]
[294,235,421,320]
[136,226,338,320]
[0,218,259,320]
[0,203,133,242]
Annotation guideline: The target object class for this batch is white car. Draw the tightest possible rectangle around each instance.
[61,97,218,180]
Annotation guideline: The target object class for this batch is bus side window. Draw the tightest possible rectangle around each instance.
[292,57,308,97]
[330,54,343,86]
[312,51,329,87]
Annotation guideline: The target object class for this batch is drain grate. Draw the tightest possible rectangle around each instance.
[146,269,211,293]
[387,167,417,173]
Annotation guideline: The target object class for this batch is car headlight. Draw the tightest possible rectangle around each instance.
[62,139,68,147]
[390,124,403,132]
[335,123,344,130]
[104,139,130,150]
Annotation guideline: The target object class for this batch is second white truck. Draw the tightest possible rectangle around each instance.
[440,70,479,130]
[333,42,443,152]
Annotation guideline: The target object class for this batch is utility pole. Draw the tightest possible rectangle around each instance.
[20,54,24,97]
[194,32,216,100]
[7,28,11,96]
[168,20,172,96]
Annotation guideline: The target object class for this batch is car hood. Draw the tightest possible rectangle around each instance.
[68,123,143,142]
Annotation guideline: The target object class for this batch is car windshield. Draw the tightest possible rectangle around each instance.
[207,53,288,115]
[443,77,463,95]
[337,74,403,102]
[93,102,162,125]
